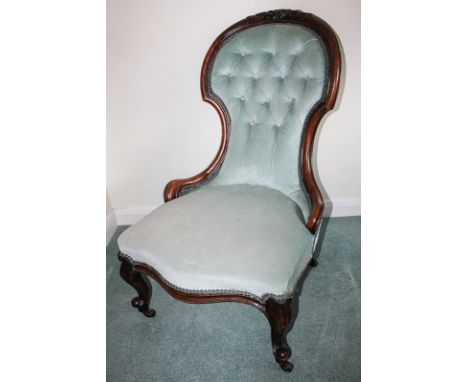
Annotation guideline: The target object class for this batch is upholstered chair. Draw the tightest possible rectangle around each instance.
[117,9,341,372]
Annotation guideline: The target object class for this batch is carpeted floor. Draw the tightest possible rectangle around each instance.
[107,217,360,382]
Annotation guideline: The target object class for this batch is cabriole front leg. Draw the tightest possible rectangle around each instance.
[264,297,295,372]
[119,255,156,318]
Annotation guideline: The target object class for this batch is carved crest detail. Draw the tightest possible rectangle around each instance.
[247,9,308,22]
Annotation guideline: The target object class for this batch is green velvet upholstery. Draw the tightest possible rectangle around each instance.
[206,24,327,218]
[118,23,330,298]
[118,185,314,298]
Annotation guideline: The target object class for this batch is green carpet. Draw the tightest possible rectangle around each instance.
[107,217,360,381]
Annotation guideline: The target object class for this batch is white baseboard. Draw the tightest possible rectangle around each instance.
[328,198,361,217]
[114,206,156,226]
[114,198,360,227]
[106,210,118,245]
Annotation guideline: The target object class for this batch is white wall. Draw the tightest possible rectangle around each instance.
[106,189,113,216]
[107,0,360,223]
[106,188,117,244]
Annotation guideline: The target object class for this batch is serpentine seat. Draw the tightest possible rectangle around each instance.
[118,185,314,297]
[117,9,341,372]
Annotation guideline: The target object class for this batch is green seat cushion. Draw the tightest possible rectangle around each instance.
[118,185,314,298]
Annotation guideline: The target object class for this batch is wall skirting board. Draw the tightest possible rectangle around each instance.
[113,199,361,226]
[327,198,361,217]
[106,211,118,245]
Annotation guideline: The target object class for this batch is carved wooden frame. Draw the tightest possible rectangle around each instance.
[119,9,341,372]
[164,9,341,235]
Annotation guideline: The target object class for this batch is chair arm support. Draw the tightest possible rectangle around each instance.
[302,105,328,235]
[163,179,185,202]
[164,177,203,202]
[164,99,230,203]
[306,201,324,235]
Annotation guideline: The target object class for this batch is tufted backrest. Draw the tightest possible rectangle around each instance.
[205,23,328,218]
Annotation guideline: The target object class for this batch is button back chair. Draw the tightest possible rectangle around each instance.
[117,9,341,372]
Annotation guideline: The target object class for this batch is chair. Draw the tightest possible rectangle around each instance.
[117,9,341,372]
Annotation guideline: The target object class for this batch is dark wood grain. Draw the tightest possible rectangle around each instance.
[264,297,296,372]
[119,256,156,317]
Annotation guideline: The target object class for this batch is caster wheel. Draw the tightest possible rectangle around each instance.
[142,308,156,317]
[280,361,294,372]
[131,297,156,317]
